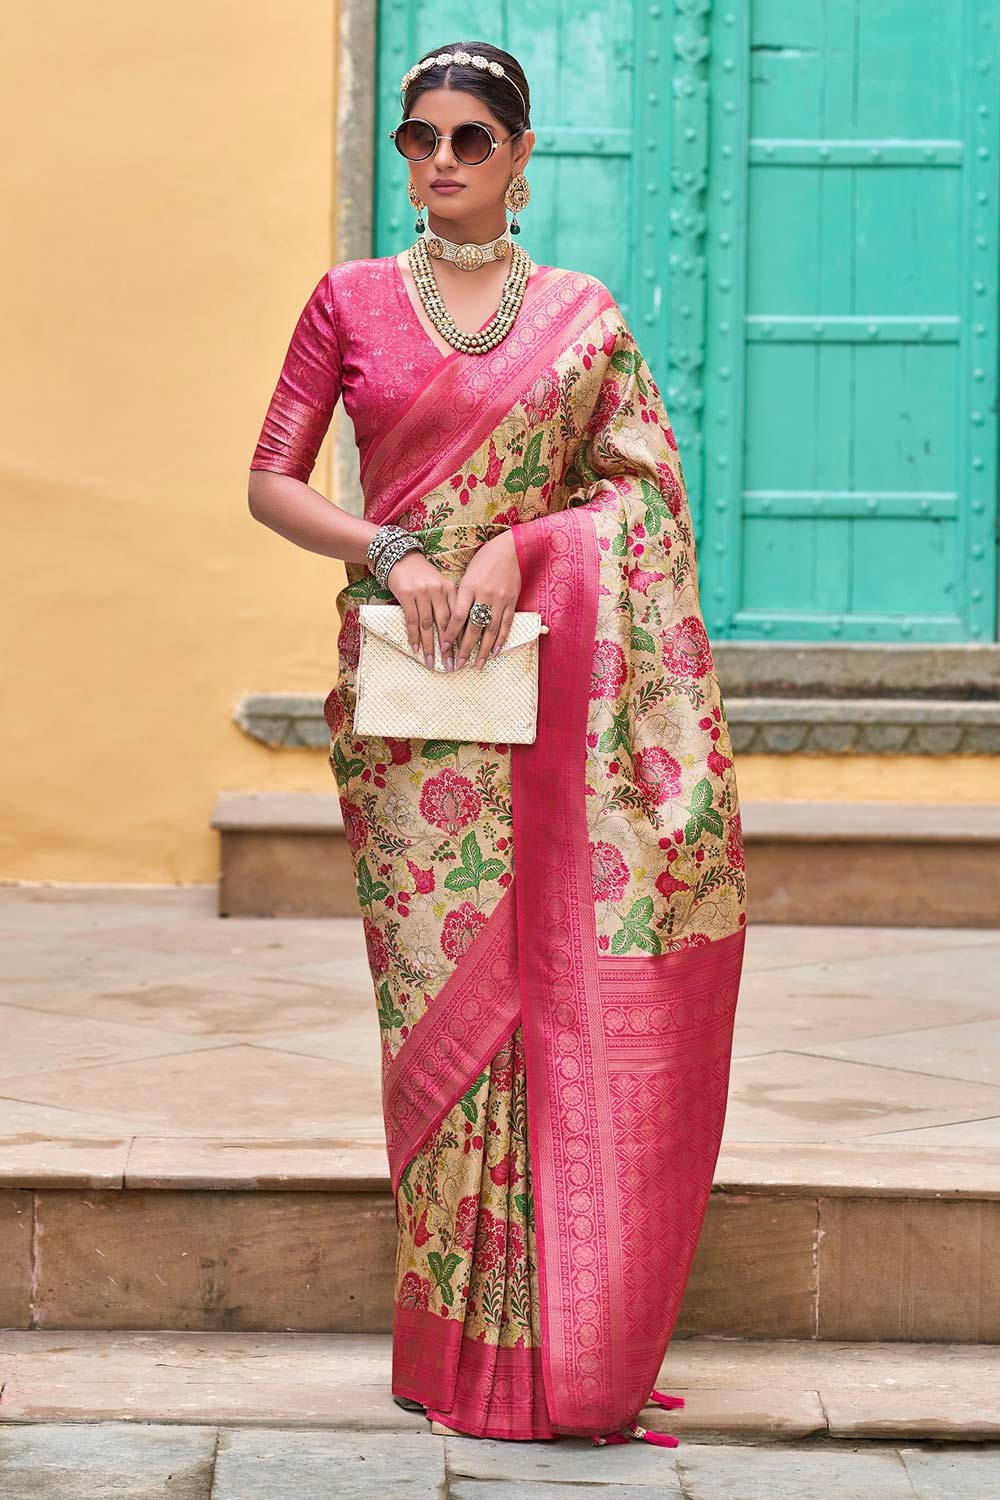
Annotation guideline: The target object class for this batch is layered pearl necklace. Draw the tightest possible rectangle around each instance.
[406,235,534,356]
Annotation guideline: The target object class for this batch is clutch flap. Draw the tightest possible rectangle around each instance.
[358,603,546,659]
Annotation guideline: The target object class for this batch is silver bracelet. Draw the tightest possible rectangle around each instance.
[374,533,423,588]
[366,523,410,569]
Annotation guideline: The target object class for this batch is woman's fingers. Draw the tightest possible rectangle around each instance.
[486,603,515,662]
[430,590,455,670]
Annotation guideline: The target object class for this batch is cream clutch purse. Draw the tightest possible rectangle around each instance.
[353,603,548,743]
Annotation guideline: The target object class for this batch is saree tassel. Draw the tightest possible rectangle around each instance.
[650,1389,686,1410]
[628,1421,680,1448]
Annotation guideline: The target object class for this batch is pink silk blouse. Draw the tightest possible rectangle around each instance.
[250,255,552,486]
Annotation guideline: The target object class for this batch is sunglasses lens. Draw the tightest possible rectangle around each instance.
[453,123,493,164]
[393,120,435,160]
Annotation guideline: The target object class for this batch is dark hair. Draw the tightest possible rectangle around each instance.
[400,42,530,137]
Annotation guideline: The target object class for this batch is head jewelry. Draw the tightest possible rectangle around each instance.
[399,50,528,125]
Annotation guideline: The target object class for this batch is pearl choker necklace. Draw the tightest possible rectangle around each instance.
[421,225,515,272]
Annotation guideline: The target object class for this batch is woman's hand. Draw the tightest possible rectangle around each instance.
[441,529,522,671]
[386,550,458,669]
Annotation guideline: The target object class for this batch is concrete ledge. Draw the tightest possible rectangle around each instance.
[236,685,1000,753]
[1,1329,998,1441]
[211,791,1000,924]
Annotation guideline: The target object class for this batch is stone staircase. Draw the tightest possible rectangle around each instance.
[2,887,998,1443]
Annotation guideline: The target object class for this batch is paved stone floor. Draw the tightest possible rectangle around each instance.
[1,885,999,1169]
[1,1423,999,1498]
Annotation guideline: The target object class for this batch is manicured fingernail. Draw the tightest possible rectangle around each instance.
[424,653,434,669]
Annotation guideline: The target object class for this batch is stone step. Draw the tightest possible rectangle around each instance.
[4,1141,998,1342]
[211,790,1000,925]
[1,1328,997,1443]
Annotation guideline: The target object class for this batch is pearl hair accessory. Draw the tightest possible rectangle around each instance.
[399,50,528,122]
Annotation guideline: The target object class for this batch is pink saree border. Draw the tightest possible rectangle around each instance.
[509,505,625,1434]
[382,886,520,1196]
[360,269,615,523]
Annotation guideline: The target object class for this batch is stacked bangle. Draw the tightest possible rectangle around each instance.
[366,523,426,588]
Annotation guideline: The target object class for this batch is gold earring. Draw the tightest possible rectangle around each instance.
[504,172,530,236]
[407,179,426,234]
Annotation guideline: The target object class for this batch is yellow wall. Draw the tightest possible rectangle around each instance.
[3,2,344,882]
[1,4,995,884]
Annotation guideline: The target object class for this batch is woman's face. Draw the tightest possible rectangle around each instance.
[400,86,533,223]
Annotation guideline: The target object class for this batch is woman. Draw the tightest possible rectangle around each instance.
[249,42,747,1448]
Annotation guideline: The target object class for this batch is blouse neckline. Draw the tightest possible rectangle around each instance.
[389,253,548,364]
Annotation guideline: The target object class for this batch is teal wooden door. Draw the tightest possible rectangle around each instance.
[374,2,1000,642]
[702,0,1000,641]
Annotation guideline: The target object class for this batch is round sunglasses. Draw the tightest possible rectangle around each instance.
[389,116,522,166]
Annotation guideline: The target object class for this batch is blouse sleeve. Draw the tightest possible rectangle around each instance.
[249,270,343,483]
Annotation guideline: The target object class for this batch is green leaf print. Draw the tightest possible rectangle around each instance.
[458,1071,488,1124]
[514,1190,535,1231]
[504,430,549,496]
[685,777,724,844]
[598,703,631,755]
[419,527,446,559]
[376,980,405,1034]
[427,1250,463,1308]
[330,739,366,787]
[631,624,657,653]
[611,896,663,956]
[356,855,390,911]
[444,830,505,894]
[610,346,649,396]
[423,740,462,761]
[398,1159,416,1207]
[639,478,673,537]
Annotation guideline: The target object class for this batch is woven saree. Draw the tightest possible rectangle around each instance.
[256,258,748,1442]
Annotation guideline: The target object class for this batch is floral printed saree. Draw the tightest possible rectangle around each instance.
[320,265,748,1441]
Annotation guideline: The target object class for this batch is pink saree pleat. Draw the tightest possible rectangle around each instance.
[324,267,749,1442]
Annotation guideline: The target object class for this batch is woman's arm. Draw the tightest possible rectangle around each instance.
[247,468,378,565]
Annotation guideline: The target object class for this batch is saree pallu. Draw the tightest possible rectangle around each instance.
[322,267,748,1441]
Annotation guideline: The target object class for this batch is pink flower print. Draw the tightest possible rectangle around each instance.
[413,1207,432,1248]
[591,840,630,903]
[472,1208,507,1274]
[338,607,361,670]
[591,639,628,700]
[522,369,561,425]
[363,915,391,977]
[397,500,428,532]
[384,738,413,766]
[726,808,745,872]
[454,1194,480,1252]
[492,506,521,528]
[322,688,345,735]
[655,865,691,899]
[441,901,488,963]
[633,746,683,806]
[626,563,665,596]
[662,615,714,679]
[592,377,623,434]
[419,768,483,835]
[484,439,503,487]
[339,799,369,854]
[398,1271,430,1311]
[405,858,435,894]
[489,1150,515,1187]
[707,747,733,777]
[656,461,684,519]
